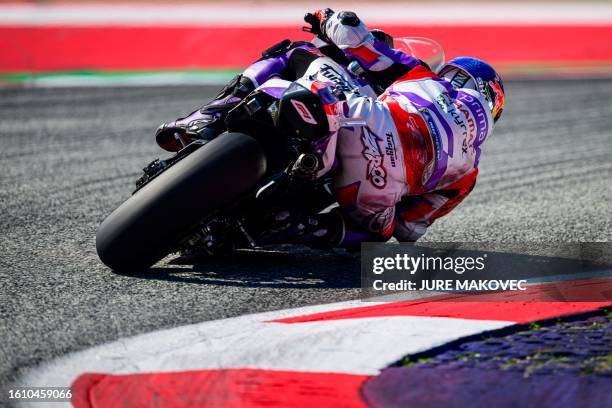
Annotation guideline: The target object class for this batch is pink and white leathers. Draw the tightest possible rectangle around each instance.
[247,13,496,243]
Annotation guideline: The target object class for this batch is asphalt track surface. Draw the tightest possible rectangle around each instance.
[1,79,612,394]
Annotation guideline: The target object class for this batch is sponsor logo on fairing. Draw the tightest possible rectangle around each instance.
[361,128,387,188]
[319,64,356,93]
[290,99,318,125]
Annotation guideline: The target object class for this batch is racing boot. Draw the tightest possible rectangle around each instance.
[155,74,256,152]
[155,39,330,153]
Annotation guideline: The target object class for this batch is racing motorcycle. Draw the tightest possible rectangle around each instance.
[95,35,444,271]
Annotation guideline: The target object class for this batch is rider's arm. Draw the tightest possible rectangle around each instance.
[322,11,424,87]
[394,169,478,241]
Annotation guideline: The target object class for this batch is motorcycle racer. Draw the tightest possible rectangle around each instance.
[156,8,505,249]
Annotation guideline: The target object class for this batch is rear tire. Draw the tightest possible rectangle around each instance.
[96,132,266,271]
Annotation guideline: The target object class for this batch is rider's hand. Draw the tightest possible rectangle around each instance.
[314,10,371,50]
[303,8,334,41]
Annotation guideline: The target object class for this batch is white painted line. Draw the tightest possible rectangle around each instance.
[16,275,609,408]
[18,298,510,394]
[1,3,612,26]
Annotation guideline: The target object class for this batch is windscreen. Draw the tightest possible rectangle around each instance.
[394,37,445,73]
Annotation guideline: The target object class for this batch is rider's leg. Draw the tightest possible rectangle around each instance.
[156,42,325,152]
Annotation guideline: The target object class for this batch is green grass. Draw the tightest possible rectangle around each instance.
[0,69,241,86]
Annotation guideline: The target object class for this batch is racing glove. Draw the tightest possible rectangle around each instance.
[320,10,423,88]
[304,8,335,42]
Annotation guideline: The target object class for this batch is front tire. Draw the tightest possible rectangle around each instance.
[96,132,266,271]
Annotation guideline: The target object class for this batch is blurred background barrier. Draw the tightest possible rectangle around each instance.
[1,1,612,85]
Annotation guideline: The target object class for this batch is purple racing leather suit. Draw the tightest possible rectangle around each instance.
[234,12,494,247]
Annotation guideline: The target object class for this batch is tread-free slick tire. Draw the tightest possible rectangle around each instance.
[96,132,267,271]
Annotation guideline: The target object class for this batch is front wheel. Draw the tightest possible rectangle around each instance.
[96,132,267,271]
